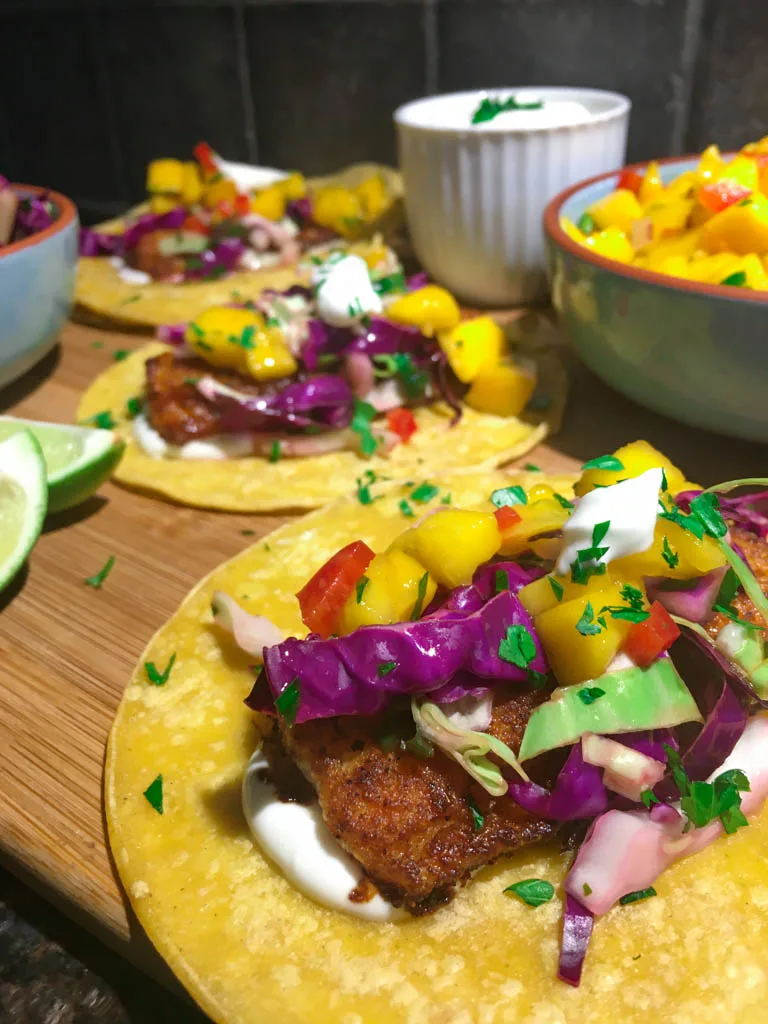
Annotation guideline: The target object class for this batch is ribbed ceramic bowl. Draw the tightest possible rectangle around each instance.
[0,185,78,391]
[394,87,630,306]
[544,155,768,443]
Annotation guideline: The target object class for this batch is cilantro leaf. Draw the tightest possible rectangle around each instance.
[548,577,565,601]
[660,467,668,492]
[441,493,452,505]
[144,653,177,687]
[619,887,657,905]
[641,789,659,809]
[411,572,430,620]
[356,476,375,505]
[467,794,484,831]
[570,560,607,586]
[575,601,603,636]
[491,485,527,508]
[592,520,610,546]
[356,576,369,603]
[577,686,605,705]
[399,499,414,518]
[498,624,538,668]
[524,463,541,472]
[581,455,624,472]
[716,568,741,610]
[662,535,679,569]
[84,555,115,589]
[377,661,397,677]
[553,493,575,510]
[143,774,164,815]
[126,397,142,418]
[114,349,130,362]
[600,605,650,624]
[275,678,301,726]
[620,583,646,610]
[411,482,440,504]
[269,441,281,463]
[81,410,116,430]
[504,878,555,907]
[689,492,727,539]
[658,500,704,539]
[494,569,510,594]
[351,399,378,457]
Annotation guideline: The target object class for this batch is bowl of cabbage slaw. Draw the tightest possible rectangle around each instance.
[544,148,768,443]
[0,179,78,390]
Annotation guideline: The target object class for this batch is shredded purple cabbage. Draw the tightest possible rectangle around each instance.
[286,197,313,223]
[157,323,187,345]
[511,744,608,821]
[199,373,353,433]
[299,319,354,372]
[183,237,245,280]
[406,271,430,291]
[79,206,188,258]
[558,894,594,987]
[345,317,431,359]
[16,195,56,235]
[677,488,768,539]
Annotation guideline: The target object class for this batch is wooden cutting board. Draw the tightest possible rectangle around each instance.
[0,318,764,980]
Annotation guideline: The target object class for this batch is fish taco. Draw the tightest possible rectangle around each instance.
[108,445,768,1023]
[76,143,403,328]
[77,266,561,511]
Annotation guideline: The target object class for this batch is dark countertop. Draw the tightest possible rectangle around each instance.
[0,870,208,1023]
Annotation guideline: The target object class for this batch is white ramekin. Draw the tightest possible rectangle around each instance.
[394,87,630,306]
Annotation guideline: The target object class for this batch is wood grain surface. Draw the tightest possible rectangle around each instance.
[0,318,765,980]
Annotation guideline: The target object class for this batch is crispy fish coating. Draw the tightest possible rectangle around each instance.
[280,685,554,914]
[707,527,768,637]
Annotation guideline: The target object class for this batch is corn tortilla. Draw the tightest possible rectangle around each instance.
[107,468,768,1024]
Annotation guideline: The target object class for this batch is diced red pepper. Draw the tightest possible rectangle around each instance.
[617,169,644,195]
[622,600,680,667]
[216,199,235,220]
[386,407,418,443]
[697,180,752,214]
[296,540,375,638]
[182,214,209,235]
[193,141,219,178]
[494,506,523,532]
[234,193,251,218]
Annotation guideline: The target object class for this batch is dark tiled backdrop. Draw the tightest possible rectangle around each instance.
[1,0,767,221]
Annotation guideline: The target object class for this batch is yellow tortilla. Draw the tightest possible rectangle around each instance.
[107,468,768,1024]
[76,328,563,511]
[75,164,404,329]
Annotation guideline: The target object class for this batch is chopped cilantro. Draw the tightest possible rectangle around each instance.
[716,567,741,609]
[575,601,603,636]
[583,882,593,896]
[411,572,430,620]
[467,794,484,832]
[399,499,415,518]
[641,789,659,809]
[356,575,369,603]
[577,212,595,235]
[524,463,541,472]
[143,774,163,815]
[377,661,397,677]
[269,441,281,463]
[711,604,762,631]
[578,686,605,705]
[599,604,650,624]
[503,878,555,907]
[495,569,510,594]
[553,492,575,510]
[120,294,141,305]
[662,535,679,569]
[689,491,727,539]
[356,475,375,505]
[620,583,645,610]
[411,482,440,504]
[660,467,668,492]
[126,397,142,418]
[114,349,130,361]
[472,95,544,125]
[570,560,608,586]
[241,529,255,536]
[721,270,747,287]
[145,653,177,687]
[84,555,115,589]
[195,339,213,352]
[238,324,256,349]
[351,399,378,457]
[665,743,750,834]
[373,270,406,296]
[620,887,657,905]
[548,577,565,601]
[275,678,301,726]
[490,485,527,508]
[441,493,452,505]
[658,499,704,539]
[91,340,104,349]
[498,624,538,668]
[581,455,624,472]
[81,410,116,430]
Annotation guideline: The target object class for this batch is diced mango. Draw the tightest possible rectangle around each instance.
[587,189,644,234]
[740,253,768,289]
[497,498,570,556]
[338,550,436,633]
[612,518,727,580]
[715,154,759,192]
[312,186,363,236]
[185,306,263,371]
[583,226,634,263]
[697,144,725,184]
[685,252,743,284]
[639,161,664,204]
[244,327,297,381]
[646,197,694,239]
[437,316,505,384]
[277,172,307,201]
[464,360,536,417]
[147,159,185,196]
[561,218,587,244]
[250,184,286,222]
[181,162,204,205]
[574,440,695,497]
[356,176,388,221]
[202,177,238,210]
[519,568,624,618]
[699,193,768,255]
[665,170,699,198]
[149,194,180,215]
[391,509,500,588]
[387,285,461,335]
[535,578,644,687]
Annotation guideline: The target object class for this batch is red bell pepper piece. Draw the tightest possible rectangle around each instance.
[193,141,219,178]
[296,540,376,638]
[697,180,752,214]
[622,600,680,667]
[182,214,209,235]
[234,193,251,218]
[617,169,644,195]
[386,407,418,443]
[494,506,523,532]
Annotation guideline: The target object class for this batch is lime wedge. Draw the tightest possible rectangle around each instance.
[0,416,125,513]
[0,430,47,593]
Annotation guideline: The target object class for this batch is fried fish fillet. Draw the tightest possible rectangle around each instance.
[279,685,554,914]
[707,527,768,637]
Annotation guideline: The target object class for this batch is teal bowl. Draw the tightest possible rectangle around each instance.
[543,156,768,442]
[0,185,78,391]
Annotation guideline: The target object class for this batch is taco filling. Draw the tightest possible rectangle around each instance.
[214,442,768,985]
[79,142,395,284]
[127,255,537,461]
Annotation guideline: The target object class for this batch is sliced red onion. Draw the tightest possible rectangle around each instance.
[676,487,768,540]
[211,591,283,660]
[582,734,666,802]
[406,271,429,291]
[558,894,594,987]
[646,566,726,623]
[343,351,376,398]
[286,196,312,223]
[157,322,187,345]
[649,802,681,825]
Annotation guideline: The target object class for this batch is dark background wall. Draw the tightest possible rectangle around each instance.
[2,0,767,225]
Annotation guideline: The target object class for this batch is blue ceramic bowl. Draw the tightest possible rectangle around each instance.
[543,156,768,442]
[0,186,78,391]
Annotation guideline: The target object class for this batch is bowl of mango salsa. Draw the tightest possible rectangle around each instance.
[544,138,768,443]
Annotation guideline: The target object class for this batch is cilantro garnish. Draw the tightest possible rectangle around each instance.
[411,482,440,504]
[356,575,369,603]
[145,653,177,687]
[269,441,281,463]
[81,410,116,430]
[553,493,574,510]
[441,493,452,505]
[716,568,741,609]
[114,349,130,361]
[620,583,645,610]
[356,473,375,505]
[578,687,605,705]
[576,212,595,235]
[373,270,406,296]
[660,467,668,492]
[84,555,115,589]
[467,794,484,832]
[411,572,430,620]
[373,352,430,400]
[275,678,301,726]
[721,270,747,287]
[581,455,624,472]
[620,887,657,905]
[548,577,565,601]
[689,491,727,539]
[658,498,704,539]
[143,774,163,815]
[351,399,378,457]
[238,324,256,349]
[599,604,650,624]
[120,294,141,305]
[472,95,544,125]
[570,560,608,586]
[661,535,679,569]
[583,882,593,896]
[503,878,555,907]
[495,569,509,594]
[711,604,763,631]
[126,397,142,418]
[498,624,537,668]
[399,499,415,518]
[575,602,604,636]
[377,661,397,677]
[570,522,611,583]
[641,789,659,809]
[664,743,750,834]
[91,340,104,349]
[524,463,541,472]
[491,485,527,508]
[241,529,255,536]
[195,339,213,352]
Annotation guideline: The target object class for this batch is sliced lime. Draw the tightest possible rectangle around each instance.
[0,430,47,593]
[0,416,125,513]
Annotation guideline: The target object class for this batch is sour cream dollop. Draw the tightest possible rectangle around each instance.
[132,413,252,460]
[242,750,405,922]
[313,254,383,327]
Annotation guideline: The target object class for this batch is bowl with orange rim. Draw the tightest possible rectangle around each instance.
[0,183,78,391]
[543,155,768,442]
